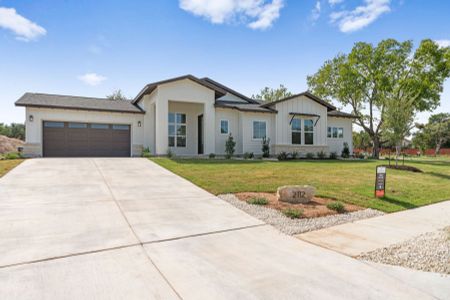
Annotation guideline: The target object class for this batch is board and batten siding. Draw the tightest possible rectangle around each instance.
[273,95,328,146]
[215,108,242,155]
[241,112,275,154]
[327,117,353,155]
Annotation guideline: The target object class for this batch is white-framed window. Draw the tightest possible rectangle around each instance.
[304,119,314,145]
[291,118,301,144]
[168,113,186,148]
[220,120,229,134]
[328,127,344,139]
[252,121,266,140]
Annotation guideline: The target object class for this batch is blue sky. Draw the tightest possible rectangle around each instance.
[1,0,449,125]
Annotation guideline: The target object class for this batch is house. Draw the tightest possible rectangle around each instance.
[15,75,355,157]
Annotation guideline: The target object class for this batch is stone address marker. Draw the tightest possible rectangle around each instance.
[277,185,315,204]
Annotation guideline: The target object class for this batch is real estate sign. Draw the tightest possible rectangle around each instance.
[375,166,386,198]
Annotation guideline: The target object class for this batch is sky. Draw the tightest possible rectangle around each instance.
[1,0,449,126]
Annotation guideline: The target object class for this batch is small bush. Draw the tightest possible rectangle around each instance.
[317,151,326,159]
[3,152,21,160]
[261,137,270,158]
[209,153,216,159]
[225,134,236,159]
[291,151,299,159]
[306,152,315,159]
[283,208,303,219]
[326,201,346,213]
[329,152,337,159]
[341,142,350,158]
[277,151,288,161]
[141,147,151,158]
[243,152,254,159]
[247,197,269,205]
[166,149,174,158]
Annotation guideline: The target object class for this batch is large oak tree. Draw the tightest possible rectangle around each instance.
[307,39,450,158]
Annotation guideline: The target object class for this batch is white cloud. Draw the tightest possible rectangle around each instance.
[179,0,284,30]
[78,73,107,86]
[0,7,46,41]
[328,0,344,6]
[330,0,390,33]
[310,1,321,22]
[435,39,450,48]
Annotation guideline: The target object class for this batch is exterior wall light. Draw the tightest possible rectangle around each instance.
[29,115,34,122]
[138,121,142,127]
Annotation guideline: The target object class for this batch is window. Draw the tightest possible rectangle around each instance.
[168,113,186,147]
[44,121,64,128]
[68,123,87,129]
[338,128,344,138]
[328,127,344,139]
[304,119,314,145]
[327,127,332,138]
[291,118,301,144]
[91,124,109,129]
[253,121,266,139]
[332,127,338,138]
[112,125,129,130]
[220,120,229,134]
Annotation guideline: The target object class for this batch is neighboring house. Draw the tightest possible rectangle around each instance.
[15,75,355,157]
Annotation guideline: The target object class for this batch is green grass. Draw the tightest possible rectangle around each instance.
[0,159,23,177]
[151,157,450,213]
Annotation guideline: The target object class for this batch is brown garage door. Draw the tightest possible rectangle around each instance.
[43,121,131,157]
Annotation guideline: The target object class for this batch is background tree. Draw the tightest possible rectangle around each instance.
[414,113,450,155]
[0,123,25,140]
[352,130,372,150]
[307,39,450,158]
[106,89,128,100]
[252,84,293,102]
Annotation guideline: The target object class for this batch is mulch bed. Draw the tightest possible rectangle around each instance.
[382,165,423,173]
[234,192,363,218]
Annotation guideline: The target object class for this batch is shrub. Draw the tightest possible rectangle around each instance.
[283,208,303,219]
[209,153,216,159]
[277,151,288,161]
[3,152,21,160]
[261,137,270,158]
[225,133,236,159]
[317,151,326,159]
[141,147,151,158]
[291,151,299,159]
[306,152,315,159]
[247,197,269,205]
[329,152,337,159]
[326,201,346,213]
[166,149,174,158]
[243,152,254,159]
[341,142,350,158]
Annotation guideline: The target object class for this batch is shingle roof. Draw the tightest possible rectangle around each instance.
[201,77,260,104]
[215,101,277,113]
[15,93,144,114]
[327,110,357,118]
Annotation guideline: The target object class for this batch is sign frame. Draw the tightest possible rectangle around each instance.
[375,166,386,198]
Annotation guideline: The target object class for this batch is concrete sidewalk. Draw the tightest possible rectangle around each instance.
[297,200,450,257]
[0,158,446,299]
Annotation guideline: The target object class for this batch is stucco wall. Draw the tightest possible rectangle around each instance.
[327,117,353,155]
[241,112,275,155]
[24,107,144,157]
[217,92,248,103]
[214,108,242,155]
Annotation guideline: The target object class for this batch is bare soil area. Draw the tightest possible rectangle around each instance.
[0,135,24,154]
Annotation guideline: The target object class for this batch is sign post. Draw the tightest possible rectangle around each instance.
[375,166,386,198]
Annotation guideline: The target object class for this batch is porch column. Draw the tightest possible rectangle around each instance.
[203,102,216,154]
[155,98,168,155]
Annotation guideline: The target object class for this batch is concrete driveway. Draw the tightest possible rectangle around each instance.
[0,158,440,299]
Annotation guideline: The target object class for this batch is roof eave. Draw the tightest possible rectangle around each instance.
[15,103,146,114]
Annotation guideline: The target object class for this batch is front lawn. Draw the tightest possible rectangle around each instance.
[0,159,23,177]
[151,157,450,213]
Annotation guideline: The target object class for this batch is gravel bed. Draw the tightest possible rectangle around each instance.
[359,227,450,274]
[218,194,385,235]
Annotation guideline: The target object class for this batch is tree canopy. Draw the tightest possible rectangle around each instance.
[413,113,450,154]
[0,123,25,140]
[106,89,129,100]
[307,39,450,158]
[252,84,293,102]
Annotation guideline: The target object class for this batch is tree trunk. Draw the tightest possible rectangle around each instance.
[372,136,380,159]
[395,144,401,167]
[435,139,442,156]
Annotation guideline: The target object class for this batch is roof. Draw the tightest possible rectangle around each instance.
[215,101,277,114]
[201,77,260,104]
[327,110,357,118]
[15,93,145,114]
[261,91,336,111]
[132,75,227,104]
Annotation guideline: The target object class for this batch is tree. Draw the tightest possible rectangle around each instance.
[106,89,128,100]
[307,39,450,159]
[353,130,372,150]
[415,113,450,155]
[0,123,25,140]
[252,84,293,103]
[225,134,236,159]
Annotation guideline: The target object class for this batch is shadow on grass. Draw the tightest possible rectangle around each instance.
[408,160,450,167]
[162,158,378,165]
[428,172,450,180]
[379,196,418,209]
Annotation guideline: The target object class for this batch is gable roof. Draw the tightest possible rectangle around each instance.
[327,110,357,118]
[132,74,227,104]
[215,101,276,114]
[15,93,145,114]
[201,77,260,104]
[261,91,336,111]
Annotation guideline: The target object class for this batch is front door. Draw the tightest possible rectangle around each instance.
[198,114,204,154]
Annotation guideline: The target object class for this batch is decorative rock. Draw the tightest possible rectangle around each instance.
[276,185,315,204]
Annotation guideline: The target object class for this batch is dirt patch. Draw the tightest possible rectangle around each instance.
[0,135,24,154]
[235,192,363,218]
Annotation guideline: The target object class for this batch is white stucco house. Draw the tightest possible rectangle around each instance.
[15,75,355,157]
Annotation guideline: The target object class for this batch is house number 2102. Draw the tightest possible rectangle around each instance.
[293,191,306,198]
